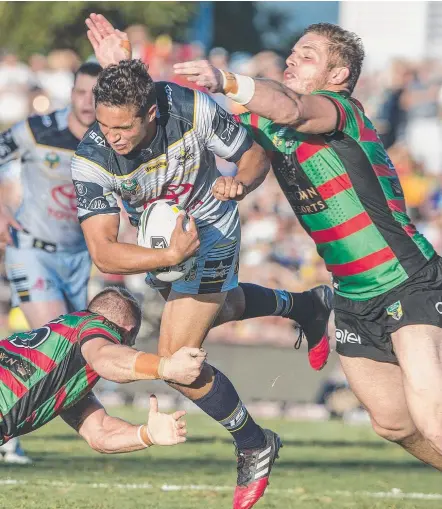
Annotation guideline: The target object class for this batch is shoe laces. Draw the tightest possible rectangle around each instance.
[294,326,304,350]
[235,445,258,485]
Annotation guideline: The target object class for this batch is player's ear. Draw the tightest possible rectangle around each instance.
[147,104,157,123]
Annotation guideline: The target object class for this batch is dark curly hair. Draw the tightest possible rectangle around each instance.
[93,59,156,117]
[302,23,365,93]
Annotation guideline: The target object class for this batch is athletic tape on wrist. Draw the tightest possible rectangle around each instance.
[220,70,255,105]
[137,425,152,448]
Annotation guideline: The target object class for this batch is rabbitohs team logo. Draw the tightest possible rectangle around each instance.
[121,178,140,197]
[44,151,60,169]
[386,300,403,321]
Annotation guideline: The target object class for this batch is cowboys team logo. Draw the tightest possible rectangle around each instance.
[121,178,140,197]
[386,300,403,321]
[44,151,60,169]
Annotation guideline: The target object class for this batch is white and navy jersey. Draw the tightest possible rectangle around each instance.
[0,108,87,252]
[72,82,252,229]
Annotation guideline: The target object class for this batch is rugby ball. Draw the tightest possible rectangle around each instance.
[137,200,196,283]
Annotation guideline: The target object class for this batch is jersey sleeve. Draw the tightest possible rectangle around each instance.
[235,112,276,151]
[77,316,123,347]
[0,120,33,179]
[71,154,120,223]
[312,90,364,139]
[193,90,253,163]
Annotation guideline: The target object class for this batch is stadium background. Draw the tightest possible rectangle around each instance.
[1,0,442,427]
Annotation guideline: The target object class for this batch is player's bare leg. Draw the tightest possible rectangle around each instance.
[391,324,442,462]
[158,282,333,370]
[158,290,281,509]
[19,299,67,329]
[340,355,442,470]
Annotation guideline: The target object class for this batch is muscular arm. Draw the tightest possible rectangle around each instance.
[244,79,338,134]
[234,140,270,195]
[60,392,150,453]
[81,337,162,382]
[81,213,178,275]
[80,336,206,385]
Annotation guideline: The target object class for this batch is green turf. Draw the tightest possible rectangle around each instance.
[0,407,440,509]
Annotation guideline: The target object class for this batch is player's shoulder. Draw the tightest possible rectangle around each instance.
[155,81,196,125]
[27,107,77,150]
[74,123,111,170]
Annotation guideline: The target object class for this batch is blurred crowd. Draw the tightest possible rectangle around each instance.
[1,24,442,350]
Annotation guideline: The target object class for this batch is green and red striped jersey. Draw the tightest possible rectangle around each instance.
[0,311,123,444]
[237,90,435,300]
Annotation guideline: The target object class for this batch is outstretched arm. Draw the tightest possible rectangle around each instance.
[81,337,207,386]
[61,393,187,453]
[173,60,339,134]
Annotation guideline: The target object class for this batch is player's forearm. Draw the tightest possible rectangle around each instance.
[244,79,304,126]
[87,344,164,383]
[89,240,177,275]
[235,142,270,194]
[86,415,152,454]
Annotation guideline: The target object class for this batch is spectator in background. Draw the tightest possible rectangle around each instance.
[0,50,35,125]
[402,60,442,175]
[376,59,412,149]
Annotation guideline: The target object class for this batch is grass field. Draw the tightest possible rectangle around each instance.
[0,407,441,509]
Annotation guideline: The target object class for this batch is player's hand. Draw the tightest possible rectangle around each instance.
[167,214,200,265]
[85,13,132,68]
[212,176,247,202]
[173,60,224,94]
[146,395,187,446]
[160,346,207,385]
[0,206,21,251]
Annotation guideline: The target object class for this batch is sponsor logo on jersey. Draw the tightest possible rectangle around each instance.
[0,348,37,382]
[88,197,108,210]
[165,84,173,108]
[75,182,87,197]
[89,130,107,147]
[335,329,362,344]
[435,302,442,314]
[386,300,403,321]
[272,153,328,216]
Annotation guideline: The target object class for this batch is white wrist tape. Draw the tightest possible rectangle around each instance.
[220,70,255,105]
[137,425,151,448]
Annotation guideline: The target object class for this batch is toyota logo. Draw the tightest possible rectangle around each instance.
[51,184,77,212]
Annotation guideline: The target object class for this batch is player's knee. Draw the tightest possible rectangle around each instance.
[419,422,442,454]
[371,417,416,444]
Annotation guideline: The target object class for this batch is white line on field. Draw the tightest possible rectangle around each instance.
[0,480,441,500]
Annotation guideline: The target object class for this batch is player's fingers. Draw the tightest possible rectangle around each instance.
[96,13,116,36]
[173,64,204,76]
[172,410,186,421]
[177,427,187,436]
[9,217,22,230]
[149,394,158,414]
[186,215,197,233]
[229,180,240,198]
[174,213,185,230]
[236,182,244,197]
[86,30,100,52]
[85,18,103,43]
[176,435,186,443]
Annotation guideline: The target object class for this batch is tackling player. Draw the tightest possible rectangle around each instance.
[0,286,206,452]
[0,62,102,464]
[175,23,442,472]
